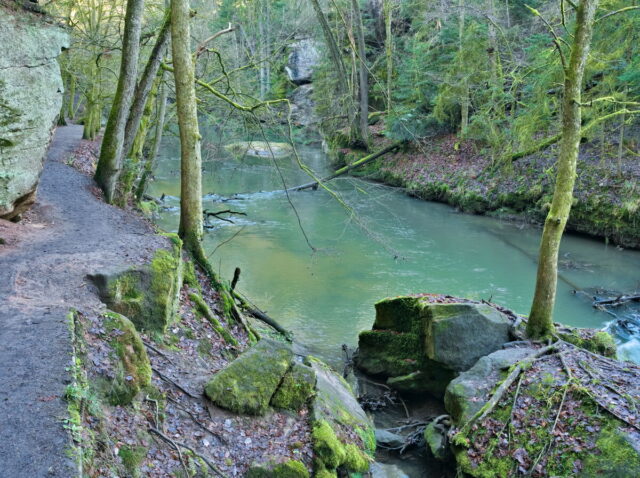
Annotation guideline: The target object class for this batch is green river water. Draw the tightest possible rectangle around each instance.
[149,140,640,367]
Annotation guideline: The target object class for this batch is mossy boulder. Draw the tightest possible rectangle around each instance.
[306,356,374,475]
[103,312,152,405]
[445,346,536,424]
[557,328,617,358]
[0,11,69,219]
[204,339,293,415]
[271,362,316,411]
[246,459,309,478]
[424,420,451,462]
[90,235,183,333]
[356,296,514,396]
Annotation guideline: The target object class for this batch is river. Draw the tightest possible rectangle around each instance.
[148,139,640,366]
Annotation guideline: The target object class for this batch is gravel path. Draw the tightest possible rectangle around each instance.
[0,125,167,477]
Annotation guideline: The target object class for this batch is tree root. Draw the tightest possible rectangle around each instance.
[152,367,199,399]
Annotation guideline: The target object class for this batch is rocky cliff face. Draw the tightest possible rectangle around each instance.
[286,39,320,128]
[0,8,68,220]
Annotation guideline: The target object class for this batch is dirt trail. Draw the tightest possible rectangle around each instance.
[0,125,167,477]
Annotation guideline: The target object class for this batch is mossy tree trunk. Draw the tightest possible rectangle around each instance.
[384,0,393,114]
[94,0,145,203]
[351,0,369,145]
[527,0,600,338]
[171,0,203,255]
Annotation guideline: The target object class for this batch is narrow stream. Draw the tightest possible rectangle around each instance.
[149,140,640,365]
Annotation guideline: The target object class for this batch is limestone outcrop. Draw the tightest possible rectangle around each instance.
[0,8,68,219]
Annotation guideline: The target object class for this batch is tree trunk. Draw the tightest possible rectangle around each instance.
[121,10,171,162]
[351,0,369,144]
[527,0,600,338]
[171,0,203,254]
[309,0,349,95]
[95,0,145,203]
[384,0,393,114]
[458,0,469,136]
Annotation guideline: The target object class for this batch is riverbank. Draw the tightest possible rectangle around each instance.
[327,126,640,249]
[0,125,375,477]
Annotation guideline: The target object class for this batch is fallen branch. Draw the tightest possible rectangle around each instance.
[593,294,640,307]
[232,290,292,338]
[287,141,404,192]
[149,427,228,477]
[152,368,199,399]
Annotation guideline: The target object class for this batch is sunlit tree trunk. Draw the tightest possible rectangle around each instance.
[458,0,469,136]
[95,0,145,203]
[528,0,600,337]
[384,0,393,114]
[351,0,369,144]
[171,0,203,254]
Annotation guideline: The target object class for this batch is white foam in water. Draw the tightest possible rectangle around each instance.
[617,338,640,364]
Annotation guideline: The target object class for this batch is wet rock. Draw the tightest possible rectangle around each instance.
[356,296,514,396]
[424,419,451,461]
[205,339,293,415]
[89,234,183,333]
[0,10,69,219]
[374,429,404,449]
[285,38,319,85]
[445,346,536,424]
[289,84,317,127]
[369,462,410,478]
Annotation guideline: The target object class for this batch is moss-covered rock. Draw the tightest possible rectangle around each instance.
[204,339,293,415]
[424,421,451,462]
[103,312,152,405]
[246,459,310,478]
[356,296,514,396]
[444,346,537,424]
[90,235,183,333]
[558,328,617,358]
[306,356,374,475]
[271,362,316,411]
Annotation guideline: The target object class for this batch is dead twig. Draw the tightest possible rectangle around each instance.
[152,368,199,399]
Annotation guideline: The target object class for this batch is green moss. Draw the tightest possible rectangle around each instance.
[118,445,147,478]
[246,460,310,478]
[270,363,316,411]
[189,293,238,345]
[356,330,421,376]
[103,312,152,405]
[315,469,337,478]
[558,329,617,357]
[583,425,640,477]
[204,339,292,415]
[343,444,370,472]
[182,259,200,291]
[312,420,346,470]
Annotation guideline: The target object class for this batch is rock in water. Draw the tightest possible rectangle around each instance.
[356,296,514,396]
[368,463,410,478]
[0,9,68,219]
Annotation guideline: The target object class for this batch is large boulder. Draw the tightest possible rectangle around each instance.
[445,345,536,424]
[0,9,68,219]
[356,296,514,396]
[285,38,319,85]
[205,339,293,415]
[89,234,183,333]
[306,356,375,476]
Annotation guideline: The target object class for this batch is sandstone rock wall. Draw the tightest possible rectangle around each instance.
[0,9,68,219]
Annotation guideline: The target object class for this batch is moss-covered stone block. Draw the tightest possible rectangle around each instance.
[356,330,421,377]
[373,296,422,332]
[271,362,316,411]
[103,312,152,405]
[423,303,512,371]
[204,339,293,415]
[90,236,183,333]
[246,460,309,478]
[558,328,617,358]
[424,421,451,462]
